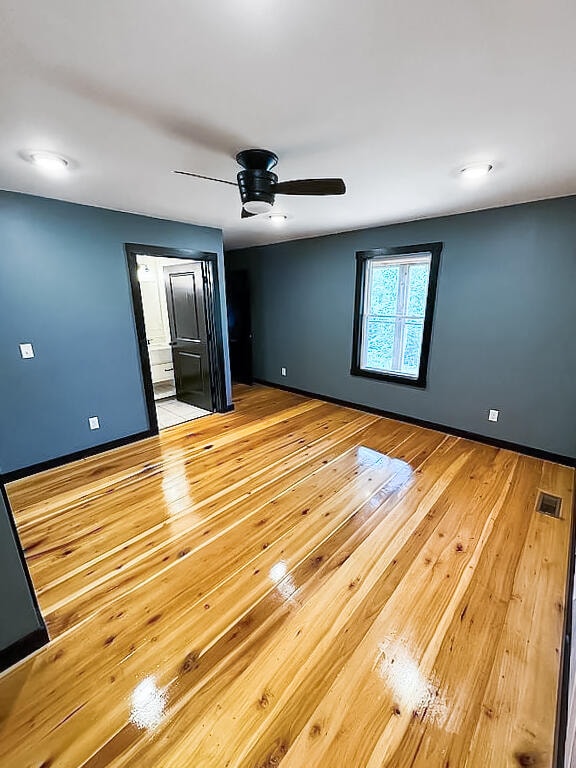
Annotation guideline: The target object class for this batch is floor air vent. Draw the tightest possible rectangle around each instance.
[536,491,562,518]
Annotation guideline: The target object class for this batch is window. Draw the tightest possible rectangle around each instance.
[351,242,442,387]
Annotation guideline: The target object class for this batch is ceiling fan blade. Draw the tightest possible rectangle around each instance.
[173,170,237,186]
[241,208,257,219]
[273,178,346,196]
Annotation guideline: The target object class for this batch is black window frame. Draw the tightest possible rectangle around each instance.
[350,242,442,388]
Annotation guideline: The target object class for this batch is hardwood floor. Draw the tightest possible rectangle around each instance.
[1,384,573,767]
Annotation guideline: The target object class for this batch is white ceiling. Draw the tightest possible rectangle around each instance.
[1,0,575,249]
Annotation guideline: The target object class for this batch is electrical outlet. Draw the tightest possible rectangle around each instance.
[488,409,499,422]
[281,367,287,377]
[19,343,35,359]
[89,416,100,430]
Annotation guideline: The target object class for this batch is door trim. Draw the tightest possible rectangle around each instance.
[0,482,49,672]
[125,243,229,434]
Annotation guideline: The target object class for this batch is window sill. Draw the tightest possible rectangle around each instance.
[350,365,427,388]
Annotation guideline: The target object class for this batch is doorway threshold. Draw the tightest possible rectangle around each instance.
[155,397,210,430]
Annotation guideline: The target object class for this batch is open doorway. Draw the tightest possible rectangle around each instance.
[137,254,211,428]
[126,244,229,432]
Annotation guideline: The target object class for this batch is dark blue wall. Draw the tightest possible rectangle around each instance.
[0,486,44,651]
[0,191,228,475]
[227,196,576,460]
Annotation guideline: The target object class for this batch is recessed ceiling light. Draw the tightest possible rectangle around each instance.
[268,213,288,225]
[459,163,493,180]
[23,150,71,175]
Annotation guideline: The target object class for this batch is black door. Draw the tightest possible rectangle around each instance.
[226,270,253,384]
[164,263,213,411]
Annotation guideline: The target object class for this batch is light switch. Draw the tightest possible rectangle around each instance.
[19,343,35,359]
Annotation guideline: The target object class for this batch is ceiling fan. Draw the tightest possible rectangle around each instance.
[174,149,346,219]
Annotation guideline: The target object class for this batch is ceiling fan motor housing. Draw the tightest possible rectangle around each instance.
[237,169,277,213]
[174,148,346,218]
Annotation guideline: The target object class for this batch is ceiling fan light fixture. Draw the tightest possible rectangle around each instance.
[459,162,493,180]
[243,200,273,215]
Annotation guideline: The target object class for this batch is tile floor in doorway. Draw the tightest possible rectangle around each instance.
[155,397,210,429]
[153,380,176,400]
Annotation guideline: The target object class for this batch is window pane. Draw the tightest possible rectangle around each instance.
[401,320,424,375]
[406,263,430,317]
[364,317,395,371]
[356,248,437,383]
[368,265,399,315]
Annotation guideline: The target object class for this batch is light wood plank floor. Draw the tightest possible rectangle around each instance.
[1,384,573,767]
